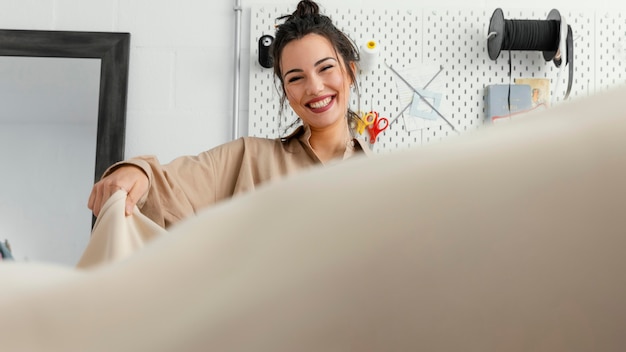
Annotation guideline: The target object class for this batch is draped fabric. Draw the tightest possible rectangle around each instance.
[76,190,167,269]
[1,85,626,351]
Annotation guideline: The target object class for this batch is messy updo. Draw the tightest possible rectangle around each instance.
[272,0,360,133]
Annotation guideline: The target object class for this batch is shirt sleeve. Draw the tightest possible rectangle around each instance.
[101,138,248,228]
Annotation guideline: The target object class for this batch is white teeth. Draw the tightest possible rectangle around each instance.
[309,97,331,109]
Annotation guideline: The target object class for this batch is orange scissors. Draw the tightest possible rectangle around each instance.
[365,111,388,144]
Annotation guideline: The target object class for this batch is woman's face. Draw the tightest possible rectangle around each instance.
[280,33,354,132]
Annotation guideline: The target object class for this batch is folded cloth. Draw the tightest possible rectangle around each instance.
[76,190,167,269]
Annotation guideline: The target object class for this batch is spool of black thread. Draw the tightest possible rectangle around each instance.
[258,34,274,69]
[487,8,562,62]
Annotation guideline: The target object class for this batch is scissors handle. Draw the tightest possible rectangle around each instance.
[367,116,389,144]
[376,117,389,131]
[364,111,378,124]
[356,111,376,135]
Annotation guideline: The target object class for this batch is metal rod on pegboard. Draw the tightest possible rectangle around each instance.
[232,0,242,140]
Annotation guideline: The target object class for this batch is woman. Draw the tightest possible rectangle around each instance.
[88,0,370,228]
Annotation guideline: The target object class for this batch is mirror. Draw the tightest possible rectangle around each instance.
[0,30,130,265]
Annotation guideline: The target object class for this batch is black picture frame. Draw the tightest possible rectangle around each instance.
[0,29,130,182]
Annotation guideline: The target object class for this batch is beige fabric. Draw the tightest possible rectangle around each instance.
[76,190,167,269]
[106,125,371,228]
[1,85,626,351]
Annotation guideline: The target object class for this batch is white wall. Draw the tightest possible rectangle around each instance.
[1,0,625,264]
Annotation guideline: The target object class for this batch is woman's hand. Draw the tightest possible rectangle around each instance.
[88,165,149,217]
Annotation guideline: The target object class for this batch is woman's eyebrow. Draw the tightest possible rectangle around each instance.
[314,57,336,66]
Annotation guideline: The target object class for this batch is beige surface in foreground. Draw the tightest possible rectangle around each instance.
[76,190,167,269]
[1,85,626,351]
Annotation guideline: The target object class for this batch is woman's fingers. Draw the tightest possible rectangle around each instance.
[87,166,149,217]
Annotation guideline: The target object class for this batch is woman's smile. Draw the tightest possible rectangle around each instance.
[307,95,334,112]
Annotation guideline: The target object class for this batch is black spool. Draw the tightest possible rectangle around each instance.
[543,9,562,63]
[258,34,274,69]
[487,8,506,60]
[487,8,562,62]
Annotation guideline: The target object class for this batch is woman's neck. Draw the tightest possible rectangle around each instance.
[308,121,351,164]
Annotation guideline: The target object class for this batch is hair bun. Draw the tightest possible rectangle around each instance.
[293,0,320,17]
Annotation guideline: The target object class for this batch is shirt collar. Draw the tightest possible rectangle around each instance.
[283,124,373,158]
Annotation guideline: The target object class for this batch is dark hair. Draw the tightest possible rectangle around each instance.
[272,0,360,134]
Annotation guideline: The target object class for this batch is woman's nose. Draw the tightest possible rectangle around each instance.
[305,74,323,95]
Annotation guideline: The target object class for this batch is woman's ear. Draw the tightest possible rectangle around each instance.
[349,61,357,77]
[348,61,358,87]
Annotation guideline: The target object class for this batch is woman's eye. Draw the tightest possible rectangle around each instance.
[287,76,302,83]
[321,65,333,72]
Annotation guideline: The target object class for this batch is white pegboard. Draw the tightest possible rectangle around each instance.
[248,5,626,153]
[596,11,626,92]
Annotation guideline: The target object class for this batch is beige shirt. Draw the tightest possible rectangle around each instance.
[104,125,371,228]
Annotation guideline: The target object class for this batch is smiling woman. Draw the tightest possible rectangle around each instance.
[0,29,130,265]
[83,0,371,239]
